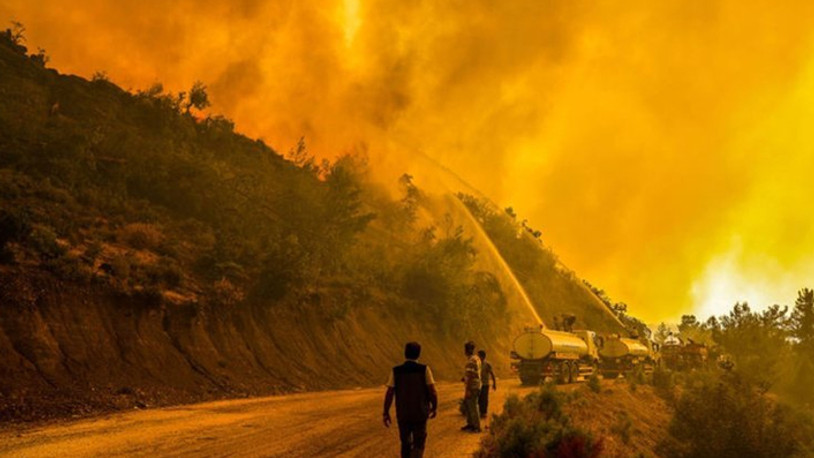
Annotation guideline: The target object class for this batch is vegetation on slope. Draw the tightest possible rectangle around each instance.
[480,291,814,457]
[457,193,625,333]
[651,290,814,410]
[0,23,509,335]
[477,381,672,458]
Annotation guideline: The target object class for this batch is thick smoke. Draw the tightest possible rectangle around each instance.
[3,0,814,321]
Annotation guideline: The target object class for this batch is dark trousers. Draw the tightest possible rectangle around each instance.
[478,385,489,417]
[397,419,427,458]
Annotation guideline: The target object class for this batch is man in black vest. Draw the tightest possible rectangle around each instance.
[383,342,439,458]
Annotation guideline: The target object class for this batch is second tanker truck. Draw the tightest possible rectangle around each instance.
[597,334,659,379]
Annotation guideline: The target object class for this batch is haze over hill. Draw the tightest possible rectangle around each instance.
[4,1,814,322]
[0,29,625,421]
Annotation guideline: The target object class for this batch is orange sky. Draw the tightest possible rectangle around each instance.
[4,0,814,323]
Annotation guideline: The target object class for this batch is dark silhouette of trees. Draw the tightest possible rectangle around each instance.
[398,173,419,224]
[8,21,25,45]
[185,81,210,114]
[792,288,814,350]
[662,371,806,458]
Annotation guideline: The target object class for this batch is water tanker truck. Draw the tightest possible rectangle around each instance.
[510,326,599,385]
[597,334,658,379]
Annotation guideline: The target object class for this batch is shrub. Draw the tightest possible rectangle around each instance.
[29,225,66,259]
[651,366,676,399]
[0,208,30,263]
[44,255,92,283]
[109,254,132,279]
[477,386,603,458]
[144,260,183,288]
[611,411,633,445]
[83,241,103,264]
[212,278,244,308]
[121,223,163,250]
[629,365,647,385]
[91,71,109,83]
[587,373,601,393]
[659,371,810,458]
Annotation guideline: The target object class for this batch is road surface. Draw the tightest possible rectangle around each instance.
[0,381,536,457]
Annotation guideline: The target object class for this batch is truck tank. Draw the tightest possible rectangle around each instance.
[599,337,650,359]
[598,335,656,379]
[511,328,597,385]
[513,329,589,359]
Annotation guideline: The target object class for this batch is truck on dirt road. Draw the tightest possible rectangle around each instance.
[597,334,659,379]
[510,326,600,385]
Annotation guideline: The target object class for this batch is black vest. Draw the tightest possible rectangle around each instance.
[393,361,430,422]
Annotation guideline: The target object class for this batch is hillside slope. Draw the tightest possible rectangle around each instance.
[0,28,623,422]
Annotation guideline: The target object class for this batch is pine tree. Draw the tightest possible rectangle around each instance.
[791,288,814,355]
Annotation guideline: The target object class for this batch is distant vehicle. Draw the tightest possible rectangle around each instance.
[510,326,599,385]
[510,321,718,385]
[661,336,709,371]
[596,334,658,379]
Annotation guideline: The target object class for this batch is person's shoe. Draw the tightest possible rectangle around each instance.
[461,425,474,431]
[470,427,482,433]
[480,414,487,419]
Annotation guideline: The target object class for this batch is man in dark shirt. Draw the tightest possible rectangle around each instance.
[383,342,439,458]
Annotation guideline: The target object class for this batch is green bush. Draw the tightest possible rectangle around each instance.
[651,366,676,399]
[44,254,92,283]
[29,225,66,259]
[629,364,647,385]
[611,411,633,445]
[121,223,163,250]
[477,386,603,458]
[109,254,132,279]
[587,372,601,393]
[659,371,812,458]
[0,208,30,263]
[83,241,103,263]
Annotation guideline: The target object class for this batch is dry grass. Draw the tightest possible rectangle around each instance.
[120,223,164,251]
[564,381,673,458]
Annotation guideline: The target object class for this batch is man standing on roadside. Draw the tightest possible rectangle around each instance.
[461,341,481,432]
[383,342,438,458]
[477,350,497,418]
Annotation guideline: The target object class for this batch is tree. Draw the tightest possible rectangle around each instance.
[678,315,699,333]
[791,288,814,349]
[398,173,420,223]
[655,322,671,343]
[715,303,791,391]
[8,21,25,45]
[662,372,806,458]
[185,81,210,114]
[288,137,319,175]
[31,47,48,66]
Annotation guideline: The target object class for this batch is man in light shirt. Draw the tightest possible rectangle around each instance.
[383,342,438,458]
[461,341,481,432]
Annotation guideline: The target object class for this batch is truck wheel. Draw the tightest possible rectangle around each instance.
[603,371,619,379]
[567,361,576,384]
[556,362,569,384]
[519,374,541,385]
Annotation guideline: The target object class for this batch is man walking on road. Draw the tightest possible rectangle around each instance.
[383,342,438,458]
[461,341,481,432]
[477,350,497,418]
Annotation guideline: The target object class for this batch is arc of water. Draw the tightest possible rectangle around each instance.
[450,196,545,328]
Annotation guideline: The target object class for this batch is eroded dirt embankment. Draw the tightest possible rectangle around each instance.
[0,269,514,423]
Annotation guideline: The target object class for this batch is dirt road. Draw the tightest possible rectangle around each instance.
[0,381,536,457]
